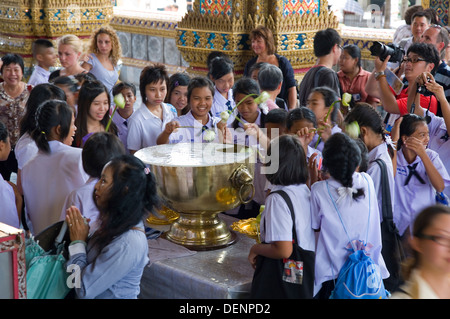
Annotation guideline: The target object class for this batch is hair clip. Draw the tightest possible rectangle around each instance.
[144,167,150,175]
[174,81,179,87]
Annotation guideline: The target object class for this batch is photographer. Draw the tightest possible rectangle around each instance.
[366,42,440,116]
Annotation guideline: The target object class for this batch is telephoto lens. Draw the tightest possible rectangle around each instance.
[369,41,404,63]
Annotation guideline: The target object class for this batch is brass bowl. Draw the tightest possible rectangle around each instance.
[135,143,256,250]
[230,218,261,243]
[146,206,180,225]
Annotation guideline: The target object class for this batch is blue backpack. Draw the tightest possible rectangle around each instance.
[326,176,389,299]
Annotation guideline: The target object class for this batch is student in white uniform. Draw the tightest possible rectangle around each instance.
[408,72,450,200]
[393,114,450,237]
[311,133,388,299]
[307,86,342,152]
[344,103,395,221]
[127,64,175,154]
[248,135,315,298]
[111,82,137,153]
[157,77,225,144]
[227,78,269,218]
[60,132,125,234]
[0,121,21,228]
[208,56,236,126]
[15,83,66,194]
[22,100,88,235]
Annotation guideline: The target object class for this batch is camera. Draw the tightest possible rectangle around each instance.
[369,41,404,63]
[417,77,433,96]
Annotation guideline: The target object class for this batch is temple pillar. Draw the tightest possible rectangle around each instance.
[0,0,114,77]
[176,0,339,81]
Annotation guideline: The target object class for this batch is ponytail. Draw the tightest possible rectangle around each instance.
[322,133,364,200]
[32,100,73,153]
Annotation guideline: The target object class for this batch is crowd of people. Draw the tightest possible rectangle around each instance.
[0,11,449,299]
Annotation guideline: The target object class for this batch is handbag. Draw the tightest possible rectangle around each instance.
[250,190,315,299]
[375,159,406,293]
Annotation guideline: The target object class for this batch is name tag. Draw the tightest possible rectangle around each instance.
[397,167,407,177]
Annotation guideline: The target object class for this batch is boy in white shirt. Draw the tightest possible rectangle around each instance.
[28,39,57,86]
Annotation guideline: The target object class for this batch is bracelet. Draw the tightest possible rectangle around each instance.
[376,74,386,81]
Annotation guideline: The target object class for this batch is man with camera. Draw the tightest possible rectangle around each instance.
[420,24,450,117]
[366,42,440,116]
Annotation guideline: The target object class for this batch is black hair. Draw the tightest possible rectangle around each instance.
[0,121,8,142]
[232,77,260,100]
[32,100,74,153]
[344,103,384,139]
[90,154,160,266]
[20,83,66,137]
[113,81,137,97]
[32,39,54,57]
[232,77,263,129]
[397,113,427,150]
[74,72,97,84]
[82,132,126,178]
[75,80,117,147]
[265,135,308,185]
[286,107,317,130]
[139,64,169,104]
[354,138,369,173]
[310,86,339,123]
[258,64,283,91]
[265,108,288,125]
[313,28,342,57]
[407,42,440,75]
[187,76,215,103]
[343,44,362,68]
[248,62,269,78]
[411,10,432,24]
[206,51,232,70]
[1,53,25,74]
[50,76,79,93]
[208,56,234,80]
[322,133,365,200]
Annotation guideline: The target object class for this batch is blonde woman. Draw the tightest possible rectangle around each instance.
[82,26,122,97]
[50,34,86,81]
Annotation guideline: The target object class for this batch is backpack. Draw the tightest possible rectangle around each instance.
[326,175,389,299]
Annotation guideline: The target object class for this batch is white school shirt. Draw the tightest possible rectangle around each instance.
[0,174,19,228]
[394,148,450,236]
[14,133,38,169]
[426,111,450,198]
[211,87,236,126]
[28,65,50,86]
[311,172,389,296]
[127,102,175,152]
[309,124,342,152]
[112,110,132,153]
[261,184,315,253]
[228,111,267,205]
[169,111,221,143]
[60,177,100,234]
[22,140,89,235]
[367,142,395,222]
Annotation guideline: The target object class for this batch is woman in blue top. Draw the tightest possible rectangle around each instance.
[65,154,160,299]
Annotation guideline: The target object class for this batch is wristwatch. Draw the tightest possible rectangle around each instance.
[374,71,385,80]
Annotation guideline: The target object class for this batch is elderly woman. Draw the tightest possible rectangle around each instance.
[49,34,87,81]
[244,26,297,109]
[0,54,32,181]
[337,44,379,111]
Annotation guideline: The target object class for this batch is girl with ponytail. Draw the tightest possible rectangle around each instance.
[21,100,88,235]
[65,154,160,299]
[310,132,389,298]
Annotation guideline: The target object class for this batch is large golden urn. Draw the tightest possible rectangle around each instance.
[135,143,255,250]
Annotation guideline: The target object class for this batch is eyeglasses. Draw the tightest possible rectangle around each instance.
[417,234,450,248]
[402,57,427,64]
[430,24,442,29]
